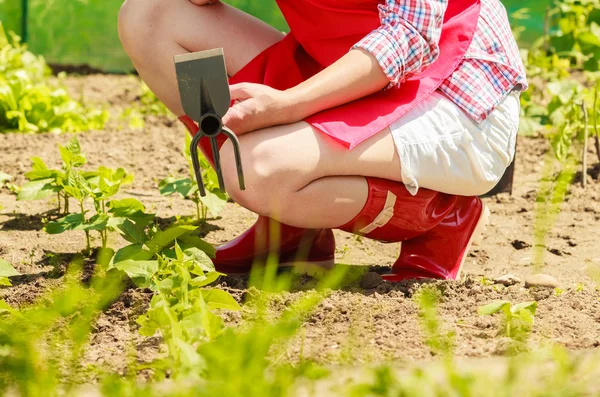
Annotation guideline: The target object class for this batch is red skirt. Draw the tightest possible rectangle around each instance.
[229,0,481,149]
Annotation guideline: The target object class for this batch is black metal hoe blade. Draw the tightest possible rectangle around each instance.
[174,48,245,197]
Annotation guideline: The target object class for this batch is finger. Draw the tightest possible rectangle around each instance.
[189,0,219,5]
[222,106,247,135]
[229,83,260,101]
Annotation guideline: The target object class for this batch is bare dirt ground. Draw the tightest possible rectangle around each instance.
[1,75,599,375]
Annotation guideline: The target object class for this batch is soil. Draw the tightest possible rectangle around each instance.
[1,75,600,376]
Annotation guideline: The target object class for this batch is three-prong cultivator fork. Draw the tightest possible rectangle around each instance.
[175,48,245,197]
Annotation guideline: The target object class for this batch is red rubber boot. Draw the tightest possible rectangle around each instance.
[385,196,489,281]
[178,116,335,274]
[339,177,488,282]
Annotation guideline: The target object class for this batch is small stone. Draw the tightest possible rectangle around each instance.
[360,272,383,289]
[525,274,559,289]
[493,274,522,287]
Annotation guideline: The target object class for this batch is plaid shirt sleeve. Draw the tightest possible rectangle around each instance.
[353,0,447,87]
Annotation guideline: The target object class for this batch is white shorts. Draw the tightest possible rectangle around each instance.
[390,91,520,196]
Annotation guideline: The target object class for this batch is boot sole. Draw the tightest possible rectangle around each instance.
[454,202,490,280]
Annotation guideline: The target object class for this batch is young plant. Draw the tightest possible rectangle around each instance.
[44,166,136,255]
[134,243,239,375]
[17,136,143,255]
[0,259,20,287]
[478,300,538,342]
[18,136,87,214]
[159,133,227,224]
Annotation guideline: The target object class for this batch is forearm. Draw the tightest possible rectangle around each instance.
[285,49,390,120]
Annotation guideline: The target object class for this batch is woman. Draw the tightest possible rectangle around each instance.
[118,0,527,281]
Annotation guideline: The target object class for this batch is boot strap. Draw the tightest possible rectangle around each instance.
[360,191,397,234]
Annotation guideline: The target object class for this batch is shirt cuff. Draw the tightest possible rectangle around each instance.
[353,29,405,89]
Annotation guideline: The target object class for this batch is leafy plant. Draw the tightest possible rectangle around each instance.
[134,243,238,377]
[0,258,20,287]
[0,23,109,133]
[17,137,145,255]
[512,3,600,268]
[544,0,600,71]
[44,168,137,254]
[111,224,216,280]
[159,133,227,223]
[478,300,538,342]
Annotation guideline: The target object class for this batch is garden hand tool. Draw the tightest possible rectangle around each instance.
[175,48,245,197]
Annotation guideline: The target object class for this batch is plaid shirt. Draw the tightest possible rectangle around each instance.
[354,0,527,123]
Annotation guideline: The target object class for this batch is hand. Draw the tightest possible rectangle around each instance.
[222,83,301,135]
[189,0,219,5]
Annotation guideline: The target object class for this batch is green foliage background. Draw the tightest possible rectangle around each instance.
[0,0,549,73]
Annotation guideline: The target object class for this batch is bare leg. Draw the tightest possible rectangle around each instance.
[118,0,284,114]
[118,1,400,228]
[219,122,403,228]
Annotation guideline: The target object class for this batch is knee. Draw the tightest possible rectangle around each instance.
[220,140,291,217]
[118,0,167,61]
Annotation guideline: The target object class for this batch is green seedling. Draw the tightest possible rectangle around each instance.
[478,300,538,342]
[18,136,87,214]
[0,258,20,287]
[18,137,144,255]
[44,166,136,255]
[159,133,226,223]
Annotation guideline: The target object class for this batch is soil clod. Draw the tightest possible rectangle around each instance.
[360,272,384,289]
[493,274,522,287]
[511,240,531,250]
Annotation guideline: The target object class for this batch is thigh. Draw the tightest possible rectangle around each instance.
[222,121,403,192]
[167,2,285,76]
[121,0,284,75]
[120,0,284,114]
